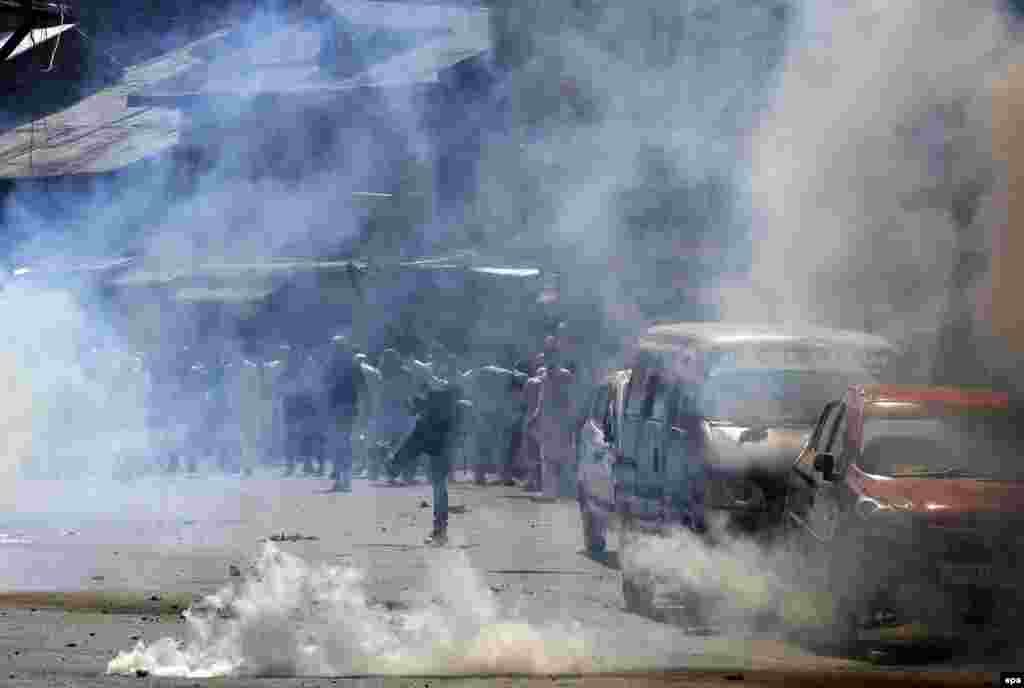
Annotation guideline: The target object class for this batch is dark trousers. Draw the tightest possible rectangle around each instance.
[506,416,525,479]
[327,417,355,482]
[390,425,453,533]
[429,454,450,534]
[285,428,324,475]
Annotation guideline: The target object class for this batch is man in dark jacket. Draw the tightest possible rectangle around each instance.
[324,336,367,492]
[388,353,465,545]
[282,346,325,477]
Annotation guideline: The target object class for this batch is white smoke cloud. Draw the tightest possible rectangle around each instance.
[740,0,1015,367]
[625,516,832,634]
[107,542,593,677]
[0,280,151,491]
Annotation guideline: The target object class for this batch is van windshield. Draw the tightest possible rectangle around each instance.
[860,415,1024,480]
[699,369,865,427]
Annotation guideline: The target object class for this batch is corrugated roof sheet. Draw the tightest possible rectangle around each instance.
[0,2,489,178]
[1,22,74,61]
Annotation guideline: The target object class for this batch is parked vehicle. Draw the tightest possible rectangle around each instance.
[783,384,1024,650]
[575,321,894,626]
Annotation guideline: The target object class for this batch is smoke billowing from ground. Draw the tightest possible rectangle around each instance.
[626,516,835,635]
[103,519,844,679]
[107,542,593,678]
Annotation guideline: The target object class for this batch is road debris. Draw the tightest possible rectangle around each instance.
[265,533,320,542]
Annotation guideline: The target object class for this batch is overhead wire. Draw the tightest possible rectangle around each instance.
[41,2,65,72]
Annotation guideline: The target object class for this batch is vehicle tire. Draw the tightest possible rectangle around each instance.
[779,527,861,657]
[825,596,861,657]
[579,497,597,551]
[617,510,655,618]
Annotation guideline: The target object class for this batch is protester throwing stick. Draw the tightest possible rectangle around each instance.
[387,353,466,546]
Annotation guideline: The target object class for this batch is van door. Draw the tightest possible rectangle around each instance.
[664,380,704,528]
[788,401,845,542]
[628,372,672,529]
[621,362,651,466]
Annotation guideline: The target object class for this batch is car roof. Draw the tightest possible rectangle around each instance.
[639,321,894,351]
[855,384,1010,413]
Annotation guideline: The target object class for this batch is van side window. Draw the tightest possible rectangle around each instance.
[825,404,848,468]
[809,402,837,451]
[642,374,661,418]
[672,380,700,430]
[650,376,675,422]
[819,404,845,453]
[625,369,648,419]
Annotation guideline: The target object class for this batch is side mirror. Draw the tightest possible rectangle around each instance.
[813,452,836,481]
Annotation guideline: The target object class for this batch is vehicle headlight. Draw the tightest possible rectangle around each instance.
[855,495,914,519]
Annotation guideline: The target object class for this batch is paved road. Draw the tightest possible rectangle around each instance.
[0,471,1015,685]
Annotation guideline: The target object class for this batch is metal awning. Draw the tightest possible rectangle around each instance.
[0,0,73,61]
[0,2,490,178]
[1,21,72,61]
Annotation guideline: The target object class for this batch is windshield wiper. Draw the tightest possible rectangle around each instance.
[707,416,811,428]
[890,467,999,479]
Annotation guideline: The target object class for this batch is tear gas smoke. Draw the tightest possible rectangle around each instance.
[107,542,593,677]
[475,1,791,342]
[5,0,1023,676]
[624,516,840,635]
[739,0,1016,379]
[0,281,150,498]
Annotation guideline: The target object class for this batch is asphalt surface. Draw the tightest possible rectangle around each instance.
[0,469,1016,686]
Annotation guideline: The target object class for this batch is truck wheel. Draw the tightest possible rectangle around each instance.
[581,507,597,551]
[618,513,655,617]
[826,597,861,657]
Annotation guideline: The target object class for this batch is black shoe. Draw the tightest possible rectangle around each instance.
[425,530,448,546]
[331,480,352,493]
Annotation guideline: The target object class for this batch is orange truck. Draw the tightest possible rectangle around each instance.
[784,384,1024,649]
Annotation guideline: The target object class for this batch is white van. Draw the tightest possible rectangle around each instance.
[574,321,894,625]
